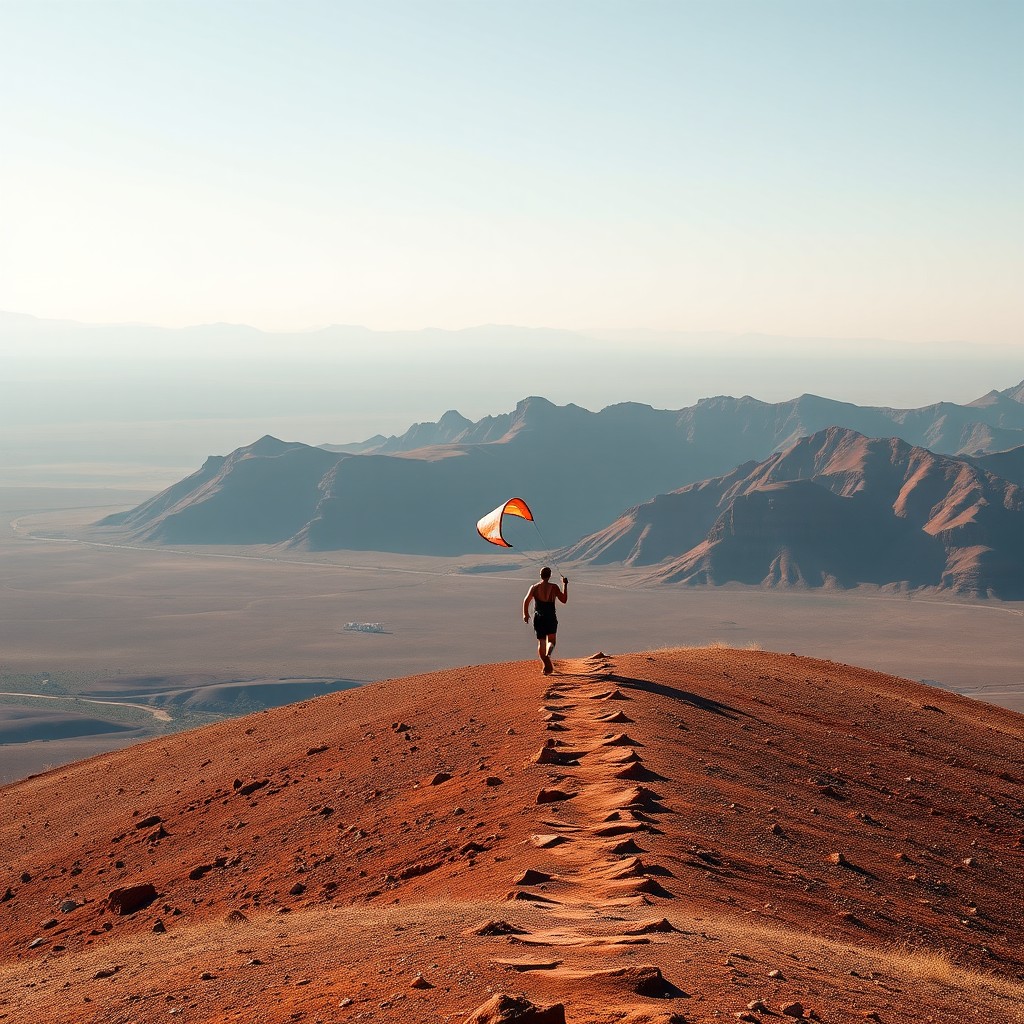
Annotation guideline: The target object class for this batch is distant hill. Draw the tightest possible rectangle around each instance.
[966,443,1024,487]
[99,381,1024,556]
[563,426,1024,597]
[100,436,344,544]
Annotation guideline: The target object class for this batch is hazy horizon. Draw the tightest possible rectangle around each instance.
[3,313,1021,489]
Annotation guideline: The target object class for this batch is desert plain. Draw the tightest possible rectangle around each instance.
[2,489,1023,785]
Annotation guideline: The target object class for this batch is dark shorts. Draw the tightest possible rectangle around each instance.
[533,614,557,639]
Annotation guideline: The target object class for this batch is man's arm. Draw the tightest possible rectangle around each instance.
[523,585,535,622]
[557,575,569,604]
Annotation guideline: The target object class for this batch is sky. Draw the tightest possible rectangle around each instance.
[1,0,1021,343]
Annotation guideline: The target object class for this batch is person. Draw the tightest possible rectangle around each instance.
[523,567,568,675]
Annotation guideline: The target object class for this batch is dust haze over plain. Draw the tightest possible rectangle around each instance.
[4,313,1022,489]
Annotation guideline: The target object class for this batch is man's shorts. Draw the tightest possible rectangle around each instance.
[533,614,557,639]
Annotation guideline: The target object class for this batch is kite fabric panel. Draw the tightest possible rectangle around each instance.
[476,497,534,548]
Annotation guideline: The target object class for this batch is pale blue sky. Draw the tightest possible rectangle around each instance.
[1,0,1021,341]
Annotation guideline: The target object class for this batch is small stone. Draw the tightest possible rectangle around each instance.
[59,900,79,914]
[200,971,215,981]
[781,1002,805,1018]
[93,966,120,979]
[338,997,353,1007]
[768,969,784,979]
[463,993,565,1023]
[152,920,166,933]
[410,973,433,989]
[289,882,306,896]
[41,917,58,929]
[108,883,157,915]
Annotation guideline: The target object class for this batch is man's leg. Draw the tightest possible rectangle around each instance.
[543,634,556,673]
[537,637,551,673]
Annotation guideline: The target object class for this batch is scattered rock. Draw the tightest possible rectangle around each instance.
[465,919,529,937]
[398,861,441,880]
[428,772,452,786]
[534,745,578,766]
[28,938,46,949]
[536,788,575,804]
[134,814,162,830]
[58,900,79,914]
[306,743,330,755]
[289,882,307,896]
[484,776,504,787]
[40,917,58,929]
[768,969,785,980]
[530,834,566,848]
[200,971,216,981]
[20,872,31,883]
[410,973,433,989]
[781,1002,805,1018]
[826,852,849,867]
[225,910,249,925]
[623,918,679,934]
[0,887,13,903]
[152,920,166,933]
[464,993,566,1023]
[108,883,157,915]
[93,966,121,979]
[513,869,552,886]
[236,779,269,796]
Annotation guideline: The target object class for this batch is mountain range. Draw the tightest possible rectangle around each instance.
[563,426,1024,597]
[99,380,1024,593]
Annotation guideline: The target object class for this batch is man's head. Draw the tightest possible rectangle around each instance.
[540,566,552,580]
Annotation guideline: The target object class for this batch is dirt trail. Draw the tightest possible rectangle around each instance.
[479,653,688,1013]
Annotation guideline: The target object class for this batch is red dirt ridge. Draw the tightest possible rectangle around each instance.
[2,648,1023,1023]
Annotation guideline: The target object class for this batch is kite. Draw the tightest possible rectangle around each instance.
[476,497,534,548]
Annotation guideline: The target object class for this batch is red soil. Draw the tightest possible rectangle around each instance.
[2,648,1023,1023]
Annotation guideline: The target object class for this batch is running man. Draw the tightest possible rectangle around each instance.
[523,567,569,675]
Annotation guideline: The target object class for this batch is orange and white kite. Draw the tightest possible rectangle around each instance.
[476,497,534,548]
